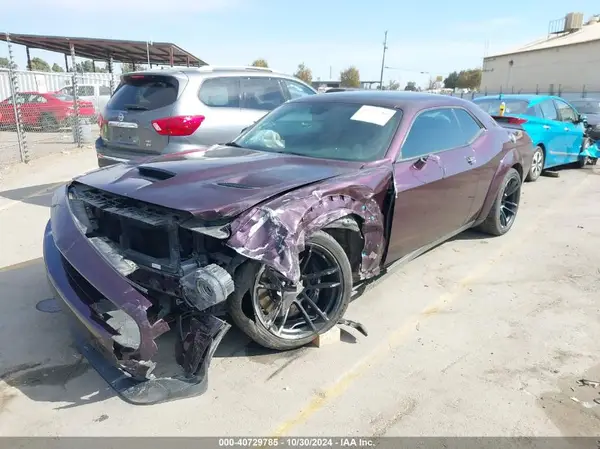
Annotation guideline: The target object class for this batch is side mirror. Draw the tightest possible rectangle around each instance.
[578,114,588,126]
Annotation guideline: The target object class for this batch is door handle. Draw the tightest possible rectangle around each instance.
[412,153,440,169]
[543,125,551,130]
[564,127,570,131]
[466,156,476,165]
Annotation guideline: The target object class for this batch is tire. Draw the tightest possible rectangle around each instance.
[525,145,544,182]
[227,230,352,351]
[40,114,59,132]
[576,137,593,168]
[478,168,522,236]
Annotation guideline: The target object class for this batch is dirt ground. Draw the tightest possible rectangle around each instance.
[0,149,599,437]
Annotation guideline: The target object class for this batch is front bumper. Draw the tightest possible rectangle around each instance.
[43,186,231,404]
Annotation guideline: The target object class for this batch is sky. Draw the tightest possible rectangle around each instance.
[1,0,599,87]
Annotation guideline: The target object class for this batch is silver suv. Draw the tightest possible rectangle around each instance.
[95,66,317,167]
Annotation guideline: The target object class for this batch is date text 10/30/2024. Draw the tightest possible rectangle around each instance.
[218,438,375,447]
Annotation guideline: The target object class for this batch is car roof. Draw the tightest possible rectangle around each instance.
[125,65,298,79]
[291,90,470,109]
[473,94,563,103]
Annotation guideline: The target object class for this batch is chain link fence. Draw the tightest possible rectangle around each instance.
[1,36,118,167]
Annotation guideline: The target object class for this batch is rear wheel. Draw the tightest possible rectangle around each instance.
[227,231,352,350]
[525,145,544,182]
[478,168,522,236]
[40,114,59,132]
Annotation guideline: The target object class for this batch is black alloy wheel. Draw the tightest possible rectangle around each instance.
[228,231,352,350]
[479,168,522,236]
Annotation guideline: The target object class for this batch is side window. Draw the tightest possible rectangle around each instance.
[241,77,286,111]
[453,108,483,143]
[539,100,558,121]
[283,79,315,99]
[99,86,111,96]
[554,100,577,122]
[400,108,464,160]
[29,95,47,103]
[199,77,240,108]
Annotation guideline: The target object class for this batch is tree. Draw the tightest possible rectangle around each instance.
[251,59,269,68]
[340,66,360,88]
[456,68,482,90]
[383,80,400,91]
[0,57,9,69]
[294,63,312,84]
[444,71,459,89]
[122,63,147,74]
[51,63,64,72]
[30,57,50,72]
[75,60,107,73]
[404,81,417,91]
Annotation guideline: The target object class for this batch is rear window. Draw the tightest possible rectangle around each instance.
[107,75,179,111]
[53,94,73,101]
[474,99,530,115]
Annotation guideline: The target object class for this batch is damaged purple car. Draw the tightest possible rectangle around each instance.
[44,91,534,404]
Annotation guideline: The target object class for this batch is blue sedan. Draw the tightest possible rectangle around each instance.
[473,95,593,181]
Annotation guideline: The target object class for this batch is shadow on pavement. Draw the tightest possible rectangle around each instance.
[0,256,306,408]
[0,182,64,208]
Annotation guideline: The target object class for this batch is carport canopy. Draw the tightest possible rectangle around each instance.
[2,33,207,69]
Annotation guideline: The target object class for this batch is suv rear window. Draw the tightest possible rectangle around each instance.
[107,75,179,111]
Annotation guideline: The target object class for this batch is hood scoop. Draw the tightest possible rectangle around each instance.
[137,166,176,181]
[215,182,256,190]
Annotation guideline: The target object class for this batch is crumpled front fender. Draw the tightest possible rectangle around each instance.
[226,165,393,283]
[581,141,599,158]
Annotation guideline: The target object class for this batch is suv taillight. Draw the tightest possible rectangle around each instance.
[151,115,205,136]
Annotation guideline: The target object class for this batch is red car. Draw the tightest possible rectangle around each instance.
[0,91,95,131]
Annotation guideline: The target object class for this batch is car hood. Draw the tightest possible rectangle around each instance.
[74,146,362,221]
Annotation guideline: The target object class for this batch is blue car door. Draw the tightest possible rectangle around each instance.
[536,99,567,168]
[553,99,584,164]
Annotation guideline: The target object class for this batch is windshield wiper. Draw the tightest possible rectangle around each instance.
[123,104,148,111]
[224,141,244,148]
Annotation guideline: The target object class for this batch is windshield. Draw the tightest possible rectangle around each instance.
[473,98,530,115]
[571,101,600,115]
[234,101,402,162]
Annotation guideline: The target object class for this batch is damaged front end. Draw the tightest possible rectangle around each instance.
[45,182,242,404]
[44,164,389,404]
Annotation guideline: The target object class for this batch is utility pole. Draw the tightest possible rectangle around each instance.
[379,31,388,90]
[146,41,153,67]
[329,66,332,79]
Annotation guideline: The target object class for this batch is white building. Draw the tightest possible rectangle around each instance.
[481,12,600,94]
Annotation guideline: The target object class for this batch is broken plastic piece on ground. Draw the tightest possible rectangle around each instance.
[577,378,600,388]
[71,312,230,405]
[580,142,599,159]
[337,318,368,337]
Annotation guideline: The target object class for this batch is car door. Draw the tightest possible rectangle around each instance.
[196,76,247,145]
[386,107,479,263]
[554,98,584,163]
[15,94,36,127]
[536,99,569,167]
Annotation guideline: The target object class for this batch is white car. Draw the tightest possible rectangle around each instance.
[56,84,112,116]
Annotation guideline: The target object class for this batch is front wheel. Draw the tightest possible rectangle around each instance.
[227,230,352,351]
[525,146,544,182]
[478,168,522,236]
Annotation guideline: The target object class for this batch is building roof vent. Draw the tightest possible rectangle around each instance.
[586,15,600,25]
[564,12,584,31]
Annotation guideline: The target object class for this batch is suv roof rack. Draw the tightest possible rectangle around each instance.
[196,65,274,73]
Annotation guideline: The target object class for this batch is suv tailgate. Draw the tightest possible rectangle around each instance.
[100,73,187,154]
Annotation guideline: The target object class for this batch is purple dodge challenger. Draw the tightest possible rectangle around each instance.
[44,91,534,403]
